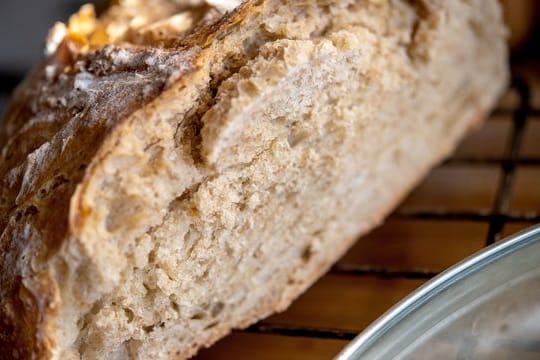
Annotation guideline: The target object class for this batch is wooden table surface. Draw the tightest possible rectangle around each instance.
[195,63,540,359]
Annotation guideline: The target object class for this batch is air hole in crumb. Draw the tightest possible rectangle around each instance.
[171,301,180,313]
[143,325,154,333]
[237,202,247,211]
[123,307,135,323]
[142,322,164,333]
[190,312,206,320]
[205,321,219,330]
[142,282,152,295]
[241,177,250,187]
[211,302,224,317]
[301,244,313,262]
[148,250,156,264]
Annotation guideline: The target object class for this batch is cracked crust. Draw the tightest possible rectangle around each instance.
[0,2,258,358]
[0,0,508,359]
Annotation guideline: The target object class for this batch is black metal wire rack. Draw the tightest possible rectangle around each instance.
[1,67,539,355]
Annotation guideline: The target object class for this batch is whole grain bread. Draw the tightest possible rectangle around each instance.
[0,0,508,359]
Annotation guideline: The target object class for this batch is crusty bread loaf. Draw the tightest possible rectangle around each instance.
[0,0,508,359]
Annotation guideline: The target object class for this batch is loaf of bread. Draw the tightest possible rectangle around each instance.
[0,0,508,358]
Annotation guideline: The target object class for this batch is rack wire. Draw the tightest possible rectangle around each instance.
[1,66,538,355]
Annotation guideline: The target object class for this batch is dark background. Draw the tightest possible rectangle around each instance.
[0,0,111,72]
[0,0,105,113]
[1,1,85,72]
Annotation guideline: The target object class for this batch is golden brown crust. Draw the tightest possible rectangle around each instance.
[67,1,261,234]
[0,24,204,360]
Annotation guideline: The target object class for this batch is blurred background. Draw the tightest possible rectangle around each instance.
[0,0,105,72]
[0,0,110,111]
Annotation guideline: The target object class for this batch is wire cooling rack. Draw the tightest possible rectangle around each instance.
[1,63,539,359]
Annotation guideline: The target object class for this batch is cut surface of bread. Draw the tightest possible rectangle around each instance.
[0,0,507,359]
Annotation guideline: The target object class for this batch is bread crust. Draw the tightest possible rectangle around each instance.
[0,2,262,358]
[0,49,195,360]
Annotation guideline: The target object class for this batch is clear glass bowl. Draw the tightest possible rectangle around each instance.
[337,225,540,360]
